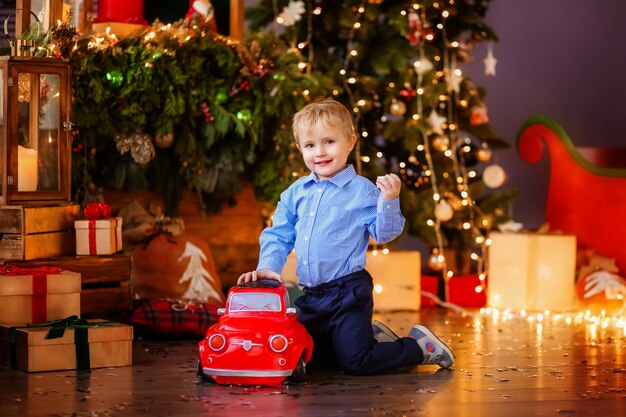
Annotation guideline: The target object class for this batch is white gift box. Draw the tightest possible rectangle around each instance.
[281,250,421,311]
[75,217,123,255]
[487,232,576,311]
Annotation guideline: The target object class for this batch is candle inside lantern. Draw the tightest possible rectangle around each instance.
[17,145,38,191]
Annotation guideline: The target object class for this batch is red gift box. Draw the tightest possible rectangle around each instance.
[420,275,439,308]
[447,274,487,308]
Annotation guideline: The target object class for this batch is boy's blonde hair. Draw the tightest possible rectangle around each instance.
[292,97,356,144]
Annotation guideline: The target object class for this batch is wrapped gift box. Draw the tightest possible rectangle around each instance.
[420,275,439,308]
[448,274,487,308]
[0,267,81,325]
[487,232,577,311]
[282,250,421,311]
[75,217,123,255]
[0,318,133,372]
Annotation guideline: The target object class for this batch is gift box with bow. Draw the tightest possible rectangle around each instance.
[75,203,123,255]
[0,265,81,325]
[0,316,133,372]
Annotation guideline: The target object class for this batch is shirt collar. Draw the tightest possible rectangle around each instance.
[303,165,356,188]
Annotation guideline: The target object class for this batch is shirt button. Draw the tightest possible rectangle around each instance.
[304,236,309,241]
[303,260,308,266]
[386,204,391,209]
[317,188,322,193]
[309,211,314,217]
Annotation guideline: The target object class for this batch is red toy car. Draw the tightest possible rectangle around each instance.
[197,279,313,386]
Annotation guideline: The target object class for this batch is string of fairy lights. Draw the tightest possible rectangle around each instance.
[276,1,501,301]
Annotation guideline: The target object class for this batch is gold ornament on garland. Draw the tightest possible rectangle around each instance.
[115,132,156,165]
[155,133,175,149]
[130,133,156,165]
[389,99,406,116]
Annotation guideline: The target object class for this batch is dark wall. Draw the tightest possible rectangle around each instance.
[463,0,626,229]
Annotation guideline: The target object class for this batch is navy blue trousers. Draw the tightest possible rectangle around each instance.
[295,269,421,375]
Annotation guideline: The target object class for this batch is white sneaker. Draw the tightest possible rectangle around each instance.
[408,324,454,368]
[372,320,399,343]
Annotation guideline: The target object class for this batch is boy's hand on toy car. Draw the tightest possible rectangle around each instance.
[376,173,402,201]
[238,269,282,285]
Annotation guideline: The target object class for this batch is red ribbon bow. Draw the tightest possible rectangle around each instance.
[83,203,112,220]
[0,264,63,276]
[0,264,64,324]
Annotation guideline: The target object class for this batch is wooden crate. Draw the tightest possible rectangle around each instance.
[10,255,132,320]
[0,204,79,260]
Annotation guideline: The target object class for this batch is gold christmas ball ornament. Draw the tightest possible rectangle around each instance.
[432,135,450,152]
[483,164,508,189]
[390,99,406,116]
[428,249,445,271]
[476,144,493,162]
[434,201,454,222]
[155,133,175,149]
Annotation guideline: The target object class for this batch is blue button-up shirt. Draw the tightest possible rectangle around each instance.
[257,165,405,287]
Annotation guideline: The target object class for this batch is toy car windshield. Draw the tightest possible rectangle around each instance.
[228,292,282,312]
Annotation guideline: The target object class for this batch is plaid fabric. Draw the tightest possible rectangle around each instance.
[131,298,220,338]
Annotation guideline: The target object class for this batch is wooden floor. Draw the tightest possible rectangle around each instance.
[1,309,625,417]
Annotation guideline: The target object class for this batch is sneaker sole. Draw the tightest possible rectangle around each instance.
[373,320,400,341]
[412,324,455,368]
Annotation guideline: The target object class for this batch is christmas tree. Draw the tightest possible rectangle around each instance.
[248,0,518,281]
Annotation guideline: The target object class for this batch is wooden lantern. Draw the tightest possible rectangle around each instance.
[0,57,72,206]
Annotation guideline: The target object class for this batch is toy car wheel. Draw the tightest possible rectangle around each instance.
[197,359,215,384]
[288,354,306,382]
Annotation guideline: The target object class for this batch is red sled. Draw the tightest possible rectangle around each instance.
[517,116,626,272]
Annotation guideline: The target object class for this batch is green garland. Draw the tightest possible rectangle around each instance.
[37,18,333,215]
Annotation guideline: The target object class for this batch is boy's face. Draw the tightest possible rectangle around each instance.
[296,122,357,180]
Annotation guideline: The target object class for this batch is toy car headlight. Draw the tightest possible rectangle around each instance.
[208,334,226,351]
[269,335,288,353]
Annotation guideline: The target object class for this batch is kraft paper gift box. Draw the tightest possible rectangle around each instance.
[282,250,421,311]
[75,217,123,255]
[0,266,81,325]
[0,317,133,372]
[487,232,577,311]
